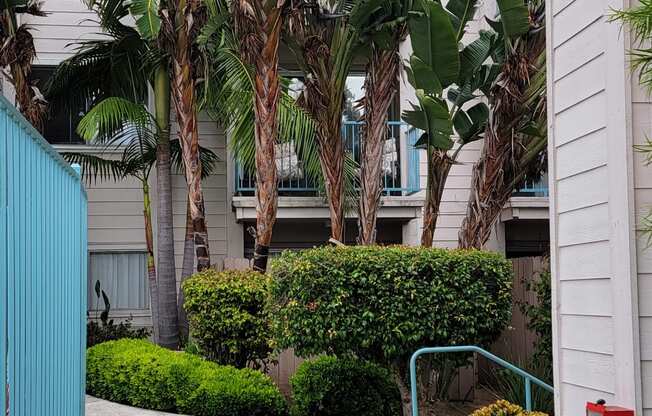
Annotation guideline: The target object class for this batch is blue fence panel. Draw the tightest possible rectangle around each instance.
[0,96,87,416]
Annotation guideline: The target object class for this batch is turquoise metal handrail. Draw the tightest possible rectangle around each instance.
[409,346,553,415]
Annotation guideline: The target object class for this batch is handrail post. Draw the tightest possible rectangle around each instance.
[525,377,532,411]
[410,351,419,416]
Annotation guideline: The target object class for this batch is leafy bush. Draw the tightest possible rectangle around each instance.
[521,268,552,379]
[270,246,512,401]
[470,400,548,416]
[87,320,149,348]
[87,280,148,348]
[182,269,273,368]
[86,339,287,416]
[487,362,554,416]
[290,356,401,416]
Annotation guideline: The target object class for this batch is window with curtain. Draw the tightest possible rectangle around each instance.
[88,252,149,311]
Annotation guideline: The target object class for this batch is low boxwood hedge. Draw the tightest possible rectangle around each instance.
[290,356,401,416]
[86,339,287,416]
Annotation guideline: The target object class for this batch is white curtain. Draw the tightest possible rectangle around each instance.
[88,252,149,311]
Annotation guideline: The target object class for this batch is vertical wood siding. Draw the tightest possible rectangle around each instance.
[0,95,87,415]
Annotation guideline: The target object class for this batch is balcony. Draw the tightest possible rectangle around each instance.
[234,121,422,196]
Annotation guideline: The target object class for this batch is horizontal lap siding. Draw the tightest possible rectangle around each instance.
[633,37,652,412]
[548,1,625,414]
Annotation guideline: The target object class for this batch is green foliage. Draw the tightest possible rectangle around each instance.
[86,339,287,416]
[182,269,274,369]
[290,356,401,416]
[487,362,553,415]
[87,280,149,348]
[521,268,552,378]
[270,246,513,367]
[470,400,548,416]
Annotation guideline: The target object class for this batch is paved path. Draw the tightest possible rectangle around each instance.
[86,395,187,416]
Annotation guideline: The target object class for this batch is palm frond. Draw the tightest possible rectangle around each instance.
[61,151,129,184]
[170,139,221,180]
[77,97,155,145]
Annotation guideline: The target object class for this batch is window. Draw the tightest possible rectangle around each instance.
[30,66,86,145]
[88,252,149,311]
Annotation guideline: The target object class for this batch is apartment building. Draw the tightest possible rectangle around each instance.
[10,0,549,321]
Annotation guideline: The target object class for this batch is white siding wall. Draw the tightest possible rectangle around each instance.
[547,0,644,413]
[399,0,503,248]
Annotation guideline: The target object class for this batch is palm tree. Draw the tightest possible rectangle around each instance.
[230,0,287,271]
[63,97,218,344]
[402,0,492,247]
[458,0,547,249]
[46,0,183,347]
[0,0,47,129]
[283,0,398,242]
[158,0,212,271]
[198,4,318,270]
[357,1,408,245]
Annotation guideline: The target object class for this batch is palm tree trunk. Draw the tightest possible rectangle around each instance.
[178,200,194,340]
[171,0,211,271]
[458,134,547,249]
[358,46,399,245]
[153,65,179,349]
[232,0,285,272]
[317,123,346,242]
[142,181,160,343]
[421,150,453,247]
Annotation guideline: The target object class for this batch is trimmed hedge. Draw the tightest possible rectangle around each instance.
[182,269,273,368]
[470,400,548,416]
[270,246,513,365]
[86,339,287,416]
[290,356,401,416]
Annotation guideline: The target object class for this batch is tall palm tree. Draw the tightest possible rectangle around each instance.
[0,0,47,129]
[63,97,218,344]
[199,4,318,269]
[231,0,286,271]
[283,0,397,242]
[402,0,492,247]
[357,2,408,245]
[458,0,547,249]
[159,0,212,271]
[46,0,183,347]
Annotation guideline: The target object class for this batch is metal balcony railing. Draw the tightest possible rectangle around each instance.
[235,121,422,196]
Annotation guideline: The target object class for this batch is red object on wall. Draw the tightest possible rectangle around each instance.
[587,402,635,416]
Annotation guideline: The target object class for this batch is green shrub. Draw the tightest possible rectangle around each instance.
[270,246,512,398]
[87,280,148,348]
[521,268,552,380]
[86,339,287,416]
[290,356,401,416]
[183,269,273,368]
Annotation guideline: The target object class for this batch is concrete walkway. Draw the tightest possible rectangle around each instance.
[86,395,187,416]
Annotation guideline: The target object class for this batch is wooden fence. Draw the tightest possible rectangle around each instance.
[0,96,88,415]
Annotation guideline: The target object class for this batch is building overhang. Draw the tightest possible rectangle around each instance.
[500,197,549,222]
[232,196,423,222]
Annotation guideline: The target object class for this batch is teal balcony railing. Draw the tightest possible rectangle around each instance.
[515,174,549,197]
[235,121,422,196]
